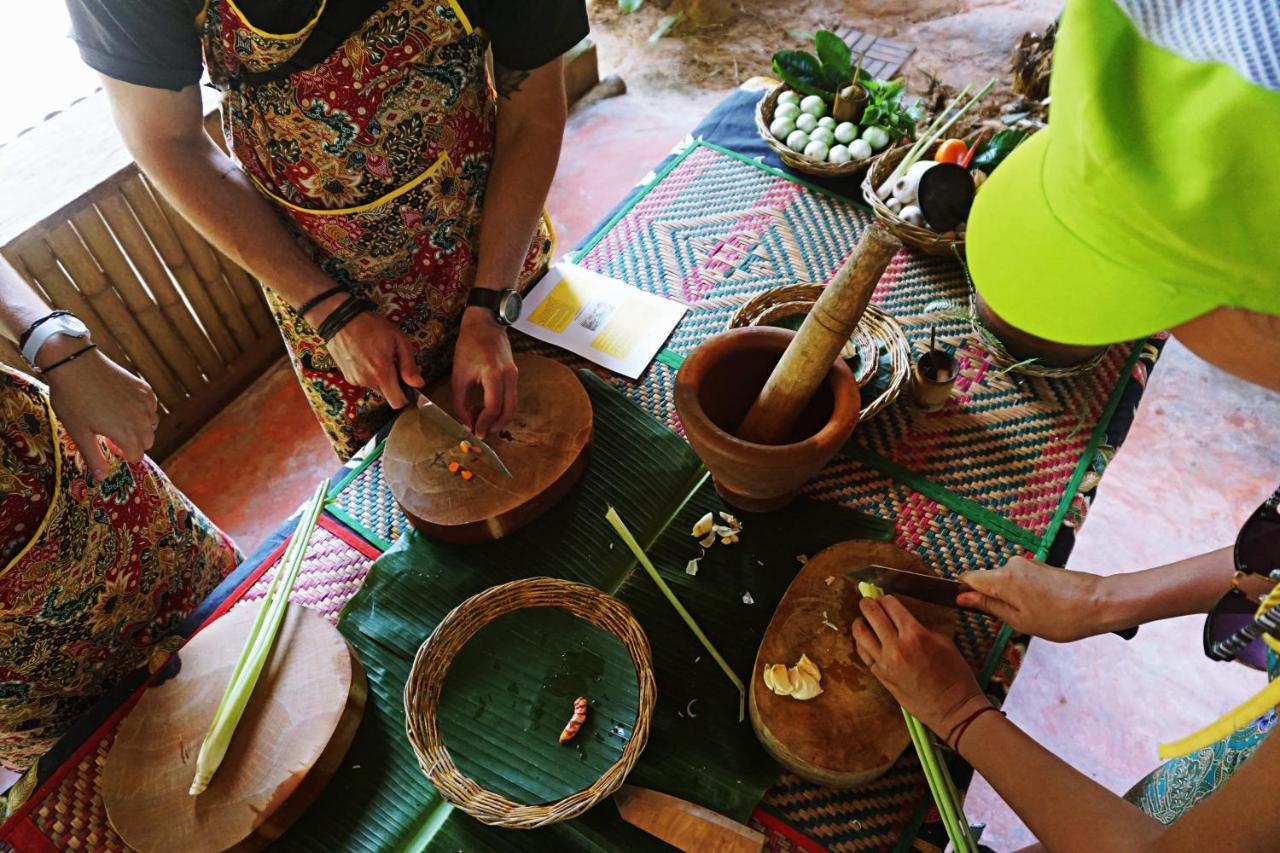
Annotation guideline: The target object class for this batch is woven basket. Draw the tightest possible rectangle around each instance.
[755,83,876,181]
[404,577,656,828]
[729,284,911,420]
[860,138,976,258]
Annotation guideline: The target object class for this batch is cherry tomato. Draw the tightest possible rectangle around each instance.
[934,138,968,164]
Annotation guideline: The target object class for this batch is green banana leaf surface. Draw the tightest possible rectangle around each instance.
[278,371,891,851]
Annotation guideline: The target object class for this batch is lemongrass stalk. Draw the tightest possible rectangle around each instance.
[886,83,972,186]
[908,78,996,166]
[606,506,747,722]
[937,738,978,853]
[904,709,973,852]
[189,480,328,795]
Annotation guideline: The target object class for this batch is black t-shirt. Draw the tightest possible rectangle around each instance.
[66,0,589,91]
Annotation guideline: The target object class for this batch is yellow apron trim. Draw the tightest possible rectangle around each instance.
[1158,677,1280,760]
[1157,578,1280,759]
[254,151,450,216]
[446,0,474,35]
[1,391,63,581]
[541,210,557,257]
[225,0,328,40]
[196,0,211,29]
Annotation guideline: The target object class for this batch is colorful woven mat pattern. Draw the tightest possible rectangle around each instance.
[0,519,380,852]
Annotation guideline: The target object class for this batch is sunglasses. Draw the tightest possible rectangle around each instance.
[1204,487,1280,670]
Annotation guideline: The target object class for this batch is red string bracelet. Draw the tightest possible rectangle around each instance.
[947,705,1005,751]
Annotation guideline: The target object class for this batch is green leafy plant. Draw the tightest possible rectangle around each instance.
[860,77,925,141]
[971,129,1029,172]
[772,29,858,100]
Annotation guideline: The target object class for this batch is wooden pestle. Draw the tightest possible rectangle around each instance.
[736,222,901,444]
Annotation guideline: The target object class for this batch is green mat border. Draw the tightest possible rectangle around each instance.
[325,140,1149,850]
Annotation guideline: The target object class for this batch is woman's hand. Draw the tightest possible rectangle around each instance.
[957,556,1107,642]
[851,595,989,739]
[327,311,424,409]
[450,307,517,439]
[44,345,158,480]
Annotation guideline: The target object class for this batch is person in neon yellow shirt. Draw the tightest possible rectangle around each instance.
[854,0,1280,847]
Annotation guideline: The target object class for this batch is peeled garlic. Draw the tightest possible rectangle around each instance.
[762,654,823,700]
[691,512,714,538]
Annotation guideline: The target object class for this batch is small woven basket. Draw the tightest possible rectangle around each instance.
[404,577,656,829]
[755,83,876,181]
[729,284,911,420]
[860,138,975,258]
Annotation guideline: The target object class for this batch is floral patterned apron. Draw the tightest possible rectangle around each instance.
[201,0,554,459]
[0,367,238,771]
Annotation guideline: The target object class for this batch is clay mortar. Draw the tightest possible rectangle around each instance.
[675,327,860,512]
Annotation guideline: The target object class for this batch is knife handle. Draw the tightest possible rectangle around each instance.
[1112,625,1138,640]
[397,379,423,406]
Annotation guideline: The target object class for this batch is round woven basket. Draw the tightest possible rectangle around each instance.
[729,284,911,420]
[860,137,977,258]
[755,83,877,181]
[404,577,656,829]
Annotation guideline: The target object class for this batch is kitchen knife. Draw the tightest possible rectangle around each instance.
[614,785,765,853]
[845,564,1138,640]
[399,381,513,479]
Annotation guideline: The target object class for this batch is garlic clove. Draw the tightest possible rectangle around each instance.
[691,512,714,538]
[795,653,821,682]
[789,671,824,700]
[767,663,794,695]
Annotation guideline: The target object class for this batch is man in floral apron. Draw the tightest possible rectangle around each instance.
[69,1,588,458]
[0,256,239,774]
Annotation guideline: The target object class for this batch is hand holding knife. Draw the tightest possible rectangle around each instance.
[399,380,513,479]
[845,563,1138,640]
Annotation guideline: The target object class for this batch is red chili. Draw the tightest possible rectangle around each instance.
[559,696,588,744]
[960,130,990,169]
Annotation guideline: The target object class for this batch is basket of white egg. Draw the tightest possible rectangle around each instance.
[755,83,891,179]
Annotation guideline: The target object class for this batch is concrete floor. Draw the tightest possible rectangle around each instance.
[163,87,1280,850]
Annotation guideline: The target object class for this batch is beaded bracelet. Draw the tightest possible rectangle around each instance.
[317,296,375,343]
[38,343,98,376]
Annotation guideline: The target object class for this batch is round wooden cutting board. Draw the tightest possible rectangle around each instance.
[103,603,366,853]
[384,354,593,543]
[749,541,959,786]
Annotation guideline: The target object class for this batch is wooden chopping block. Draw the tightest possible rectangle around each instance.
[102,603,366,853]
[383,354,593,543]
[749,541,957,786]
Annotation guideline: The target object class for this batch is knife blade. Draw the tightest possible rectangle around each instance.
[399,382,513,479]
[845,563,977,610]
[614,785,764,853]
[845,563,1138,640]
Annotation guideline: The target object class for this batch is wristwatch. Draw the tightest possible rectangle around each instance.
[465,287,523,326]
[20,312,91,369]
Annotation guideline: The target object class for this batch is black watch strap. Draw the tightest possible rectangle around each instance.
[465,289,503,312]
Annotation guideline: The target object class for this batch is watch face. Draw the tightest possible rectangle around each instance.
[497,290,523,325]
[63,316,89,336]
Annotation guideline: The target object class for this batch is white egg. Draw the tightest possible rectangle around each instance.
[769,117,796,140]
[799,95,826,117]
[803,139,830,160]
[785,129,810,152]
[827,144,852,164]
[848,139,873,160]
[833,121,857,144]
[774,102,801,121]
[777,90,800,106]
[794,113,818,133]
[817,116,836,129]
[809,127,835,146]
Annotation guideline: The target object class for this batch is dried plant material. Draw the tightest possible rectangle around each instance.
[718,511,739,526]
[711,524,734,538]
[685,558,700,576]
[761,653,824,701]
[691,512,714,538]
[559,696,588,744]
[796,554,808,565]
[699,533,717,549]
[459,440,472,454]
[721,534,739,545]
[821,611,839,632]
[824,575,836,586]
[685,699,698,718]
[741,591,754,605]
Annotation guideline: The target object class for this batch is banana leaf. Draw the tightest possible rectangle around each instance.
[278,372,891,850]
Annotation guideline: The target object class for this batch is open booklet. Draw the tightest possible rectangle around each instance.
[513,261,688,380]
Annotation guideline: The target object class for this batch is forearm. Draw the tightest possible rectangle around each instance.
[960,713,1165,851]
[132,135,338,314]
[472,93,565,291]
[0,258,52,343]
[1095,546,1234,631]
